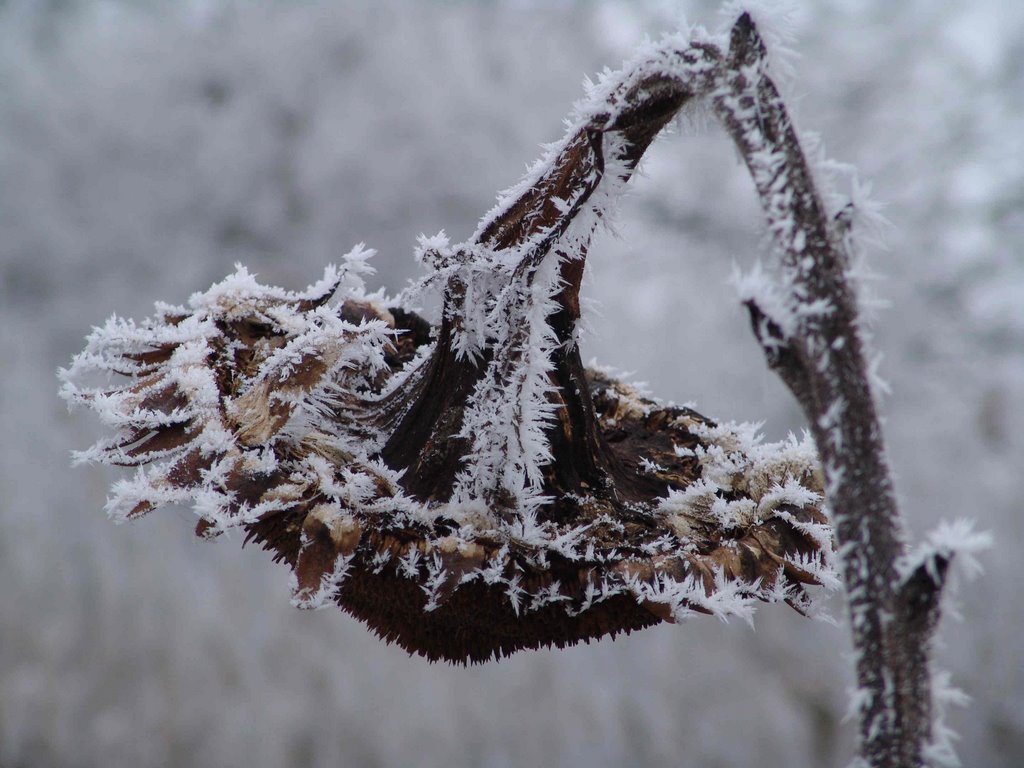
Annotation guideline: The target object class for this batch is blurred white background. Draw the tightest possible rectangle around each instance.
[2,1,1022,765]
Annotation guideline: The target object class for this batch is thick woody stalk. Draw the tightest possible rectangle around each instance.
[712,14,948,767]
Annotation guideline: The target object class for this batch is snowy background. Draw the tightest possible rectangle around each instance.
[2,1,1022,766]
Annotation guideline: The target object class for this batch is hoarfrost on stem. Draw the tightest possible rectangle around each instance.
[712,11,989,767]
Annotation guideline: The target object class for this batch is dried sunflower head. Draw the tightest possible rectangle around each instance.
[60,23,836,664]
